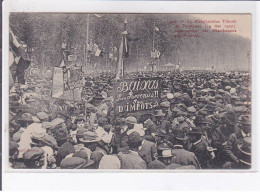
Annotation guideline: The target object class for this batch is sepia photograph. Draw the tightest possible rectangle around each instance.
[7,12,252,170]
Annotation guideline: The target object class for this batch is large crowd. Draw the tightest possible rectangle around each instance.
[9,65,251,170]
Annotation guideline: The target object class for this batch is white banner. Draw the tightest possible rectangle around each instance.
[52,67,64,98]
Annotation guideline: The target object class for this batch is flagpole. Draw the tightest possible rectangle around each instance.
[153,22,155,52]
[85,13,90,78]
[136,44,139,72]
[122,14,128,78]
[121,38,124,78]
[152,22,155,73]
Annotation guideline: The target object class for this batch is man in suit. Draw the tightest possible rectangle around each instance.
[138,138,158,165]
[170,129,201,169]
[99,132,146,169]
[112,116,137,153]
[187,127,211,169]
[152,109,171,135]
[222,116,251,168]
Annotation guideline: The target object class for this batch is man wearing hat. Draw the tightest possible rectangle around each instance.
[17,122,46,157]
[160,101,172,122]
[171,115,190,133]
[99,132,146,169]
[88,150,106,169]
[58,110,74,130]
[187,127,211,169]
[157,148,175,167]
[220,111,237,138]
[115,116,137,152]
[182,92,192,107]
[78,131,104,152]
[170,107,181,122]
[186,106,197,128]
[221,116,251,167]
[23,123,57,169]
[235,137,251,169]
[152,109,171,135]
[53,126,70,147]
[206,115,227,163]
[138,137,158,165]
[23,147,45,169]
[170,130,201,169]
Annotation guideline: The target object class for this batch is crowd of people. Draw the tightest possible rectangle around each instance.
[9,64,251,170]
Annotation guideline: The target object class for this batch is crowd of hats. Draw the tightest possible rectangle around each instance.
[8,68,251,169]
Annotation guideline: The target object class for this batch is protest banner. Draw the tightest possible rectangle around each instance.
[52,62,84,101]
[52,67,64,98]
[114,77,162,114]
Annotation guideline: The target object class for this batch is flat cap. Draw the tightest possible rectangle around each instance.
[161,101,170,108]
[37,112,49,121]
[125,116,137,124]
[60,157,86,169]
[23,147,44,161]
[187,106,196,113]
[166,93,174,100]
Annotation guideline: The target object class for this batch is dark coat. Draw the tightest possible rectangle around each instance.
[171,146,201,169]
[10,47,31,84]
[222,126,248,163]
[209,126,228,149]
[138,140,157,164]
[117,151,146,169]
[113,129,129,153]
[189,138,210,169]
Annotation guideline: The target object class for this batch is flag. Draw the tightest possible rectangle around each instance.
[52,67,64,98]
[116,36,124,80]
[116,18,129,79]
[155,26,160,32]
[122,31,129,58]
[52,64,84,101]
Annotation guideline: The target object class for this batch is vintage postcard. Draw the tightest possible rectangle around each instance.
[6,12,252,171]
[2,0,259,191]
